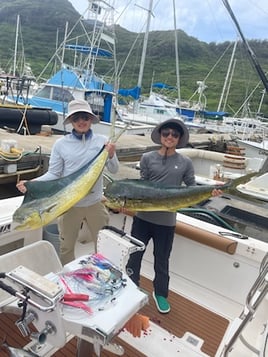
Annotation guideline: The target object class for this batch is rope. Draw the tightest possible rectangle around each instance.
[16,104,31,135]
[0,149,23,161]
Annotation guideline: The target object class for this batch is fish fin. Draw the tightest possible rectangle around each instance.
[24,180,66,201]
[44,203,58,213]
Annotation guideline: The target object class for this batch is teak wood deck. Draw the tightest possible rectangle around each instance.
[0,277,229,357]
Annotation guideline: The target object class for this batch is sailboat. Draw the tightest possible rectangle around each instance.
[7,2,154,137]
[0,15,58,135]
[117,0,184,127]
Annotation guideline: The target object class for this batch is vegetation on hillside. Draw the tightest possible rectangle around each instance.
[0,0,267,116]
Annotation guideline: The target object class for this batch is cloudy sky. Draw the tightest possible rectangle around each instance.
[69,0,268,43]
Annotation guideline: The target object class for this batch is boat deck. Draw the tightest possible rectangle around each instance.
[0,277,229,357]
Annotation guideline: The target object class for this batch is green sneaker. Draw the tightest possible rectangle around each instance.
[152,292,170,313]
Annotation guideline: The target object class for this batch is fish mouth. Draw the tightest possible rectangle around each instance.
[14,221,35,231]
[13,215,41,231]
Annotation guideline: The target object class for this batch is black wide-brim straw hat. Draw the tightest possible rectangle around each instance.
[151,118,189,148]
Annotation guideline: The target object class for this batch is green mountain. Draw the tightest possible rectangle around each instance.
[0,0,267,116]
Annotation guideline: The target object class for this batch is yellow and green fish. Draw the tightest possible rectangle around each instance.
[103,171,258,212]
[13,146,108,230]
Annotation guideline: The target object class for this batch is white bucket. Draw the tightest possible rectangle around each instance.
[43,224,60,255]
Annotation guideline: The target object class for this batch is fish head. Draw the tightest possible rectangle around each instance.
[13,206,43,231]
[12,197,59,231]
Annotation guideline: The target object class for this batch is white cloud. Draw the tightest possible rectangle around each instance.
[69,0,268,43]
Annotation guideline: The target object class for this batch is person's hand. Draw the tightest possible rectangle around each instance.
[105,142,116,159]
[16,180,27,194]
[123,314,150,338]
[212,188,223,196]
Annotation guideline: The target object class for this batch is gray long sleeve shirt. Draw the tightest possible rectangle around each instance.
[137,151,195,226]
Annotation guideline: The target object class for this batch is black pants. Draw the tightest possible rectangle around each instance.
[126,216,175,297]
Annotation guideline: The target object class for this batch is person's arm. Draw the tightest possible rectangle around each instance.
[105,142,119,174]
[36,143,64,181]
[183,159,196,186]
[183,158,222,196]
[139,154,150,180]
[16,142,63,193]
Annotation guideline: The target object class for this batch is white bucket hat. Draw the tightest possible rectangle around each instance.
[151,118,189,148]
[63,99,99,125]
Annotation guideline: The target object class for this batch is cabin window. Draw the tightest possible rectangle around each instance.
[52,87,74,102]
[36,86,51,99]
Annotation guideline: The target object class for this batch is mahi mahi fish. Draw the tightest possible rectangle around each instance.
[103,171,258,212]
[13,146,109,231]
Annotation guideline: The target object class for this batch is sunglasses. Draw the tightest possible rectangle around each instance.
[71,112,91,123]
[161,129,180,139]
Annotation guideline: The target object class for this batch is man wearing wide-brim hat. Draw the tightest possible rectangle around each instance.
[126,118,221,314]
[17,99,119,265]
[125,118,194,314]
[150,118,189,149]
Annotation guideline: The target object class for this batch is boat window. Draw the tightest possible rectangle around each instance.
[36,86,51,98]
[155,109,165,115]
[52,87,74,102]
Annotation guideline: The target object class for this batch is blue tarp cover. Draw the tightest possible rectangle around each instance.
[118,86,141,100]
[152,82,176,90]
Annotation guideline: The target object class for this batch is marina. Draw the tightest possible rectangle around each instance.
[0,0,267,355]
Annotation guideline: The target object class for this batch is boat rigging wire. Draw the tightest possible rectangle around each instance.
[222,0,268,93]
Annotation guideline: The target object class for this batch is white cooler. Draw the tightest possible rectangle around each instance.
[0,196,43,255]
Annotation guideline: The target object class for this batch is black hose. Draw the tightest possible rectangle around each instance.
[0,280,17,296]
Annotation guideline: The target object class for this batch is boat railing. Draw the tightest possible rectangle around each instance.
[221,252,268,356]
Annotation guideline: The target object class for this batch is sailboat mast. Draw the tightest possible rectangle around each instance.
[13,14,20,76]
[222,0,268,93]
[173,0,181,106]
[136,0,154,91]
[217,39,237,112]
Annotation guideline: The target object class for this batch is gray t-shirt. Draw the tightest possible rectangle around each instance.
[136,150,196,226]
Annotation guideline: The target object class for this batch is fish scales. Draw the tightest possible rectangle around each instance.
[13,147,108,230]
[104,172,258,212]
[104,179,223,211]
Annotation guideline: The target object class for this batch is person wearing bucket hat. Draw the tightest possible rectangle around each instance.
[63,99,99,125]
[16,99,119,265]
[126,118,221,314]
[150,118,189,149]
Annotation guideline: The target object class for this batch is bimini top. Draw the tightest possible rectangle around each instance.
[65,44,112,58]
[47,67,114,92]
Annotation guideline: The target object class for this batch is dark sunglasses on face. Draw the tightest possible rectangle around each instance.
[71,112,91,123]
[161,128,180,139]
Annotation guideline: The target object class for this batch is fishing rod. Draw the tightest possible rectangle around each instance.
[222,0,268,93]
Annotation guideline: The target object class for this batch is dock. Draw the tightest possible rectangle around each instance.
[0,128,232,159]
[0,128,233,184]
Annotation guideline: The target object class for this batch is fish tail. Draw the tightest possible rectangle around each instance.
[221,170,258,196]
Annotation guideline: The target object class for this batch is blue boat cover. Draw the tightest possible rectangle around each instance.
[199,110,229,118]
[118,86,141,100]
[152,82,176,90]
[65,44,112,58]
[47,68,114,92]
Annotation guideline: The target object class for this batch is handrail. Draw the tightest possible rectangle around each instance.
[221,253,268,356]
